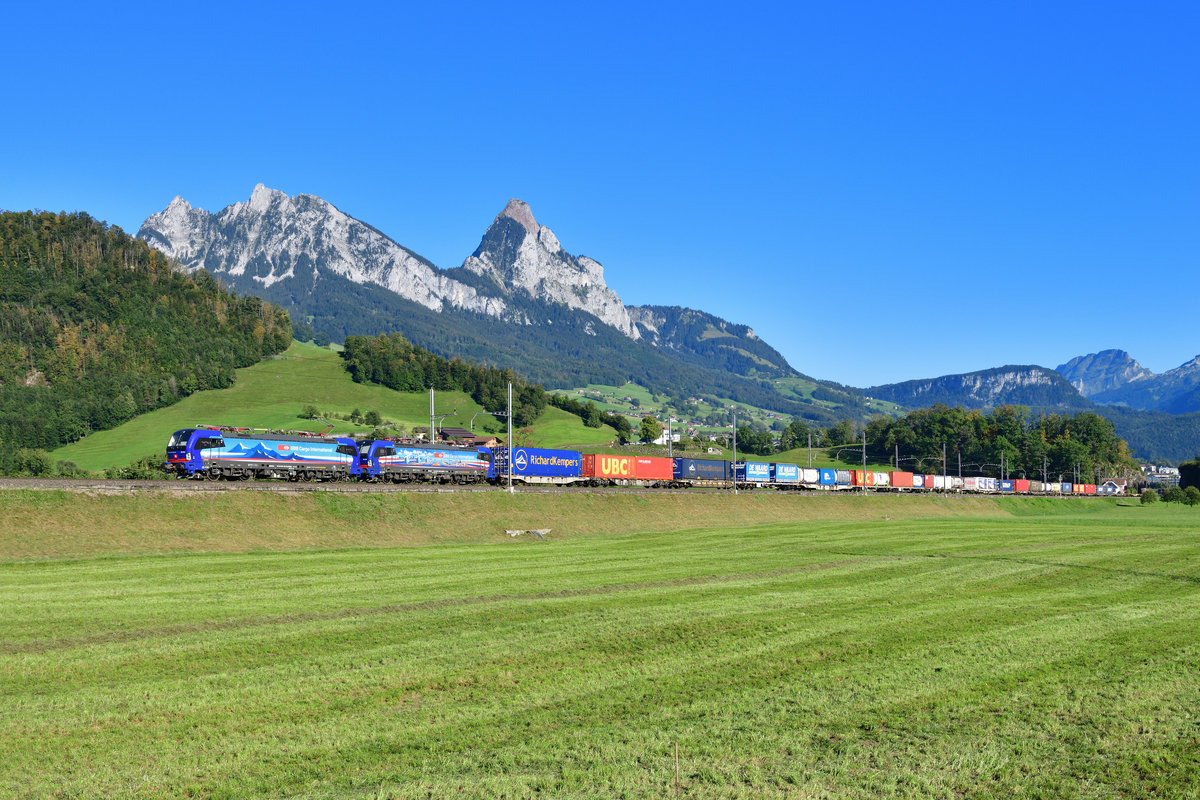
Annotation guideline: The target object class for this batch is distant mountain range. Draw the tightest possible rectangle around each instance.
[867,358,1200,463]
[139,186,863,423]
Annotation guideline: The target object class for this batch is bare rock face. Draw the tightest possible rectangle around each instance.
[138,185,505,317]
[459,199,640,339]
[1056,349,1153,397]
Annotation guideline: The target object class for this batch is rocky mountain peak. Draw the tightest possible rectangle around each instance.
[248,182,284,213]
[138,185,504,314]
[499,198,539,236]
[460,200,639,339]
[1055,348,1153,397]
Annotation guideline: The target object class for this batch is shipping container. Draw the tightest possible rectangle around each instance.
[800,467,820,485]
[933,475,950,490]
[950,476,964,490]
[912,474,925,489]
[736,461,772,484]
[1048,482,1062,493]
[773,463,799,483]
[1014,479,1030,493]
[1062,482,1074,494]
[635,456,673,481]
[999,480,1015,492]
[501,447,583,481]
[852,470,868,487]
[924,475,938,490]
[891,471,914,489]
[583,454,635,481]
[1083,483,1097,495]
[818,468,837,486]
[835,469,852,485]
[873,471,891,487]
[673,457,731,484]
[963,476,978,491]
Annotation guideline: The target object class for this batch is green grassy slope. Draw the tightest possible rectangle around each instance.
[50,342,615,471]
[1,496,1196,798]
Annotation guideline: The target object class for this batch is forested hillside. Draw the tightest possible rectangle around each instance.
[0,211,291,465]
[339,332,546,427]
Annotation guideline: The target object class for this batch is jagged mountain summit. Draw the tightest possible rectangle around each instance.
[1055,349,1152,397]
[1055,349,1200,414]
[139,184,505,317]
[458,199,639,338]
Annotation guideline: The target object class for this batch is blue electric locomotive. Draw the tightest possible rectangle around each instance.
[164,427,359,481]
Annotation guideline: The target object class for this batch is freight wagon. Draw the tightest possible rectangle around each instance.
[674,457,732,486]
[735,461,772,487]
[582,454,673,485]
[492,447,584,484]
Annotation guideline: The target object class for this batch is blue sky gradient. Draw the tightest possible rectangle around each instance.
[2,1,1196,385]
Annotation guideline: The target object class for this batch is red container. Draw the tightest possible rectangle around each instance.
[851,470,868,487]
[1014,479,1030,493]
[634,456,673,481]
[925,475,937,490]
[1083,483,1097,495]
[584,454,635,480]
[891,471,914,489]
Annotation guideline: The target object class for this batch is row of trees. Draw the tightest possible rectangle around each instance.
[687,405,1142,479]
[863,404,1140,481]
[340,333,547,427]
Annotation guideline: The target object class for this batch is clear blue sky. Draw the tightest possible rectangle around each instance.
[2,1,1196,386]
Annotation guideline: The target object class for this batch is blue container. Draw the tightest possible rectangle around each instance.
[773,463,799,483]
[999,480,1015,492]
[1062,482,1074,494]
[506,447,583,479]
[818,468,837,486]
[736,462,771,482]
[673,458,731,482]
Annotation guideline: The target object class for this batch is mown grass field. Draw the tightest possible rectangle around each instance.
[2,491,1197,798]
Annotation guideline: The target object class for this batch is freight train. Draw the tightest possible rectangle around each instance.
[163,426,1120,495]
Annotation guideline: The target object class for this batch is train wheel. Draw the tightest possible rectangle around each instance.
[205,468,221,481]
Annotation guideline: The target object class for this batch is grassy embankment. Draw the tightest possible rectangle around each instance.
[2,492,1197,798]
[50,341,616,473]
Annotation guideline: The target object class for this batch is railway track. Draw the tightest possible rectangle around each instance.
[0,477,713,495]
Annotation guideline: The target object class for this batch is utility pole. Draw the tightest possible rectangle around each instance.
[895,444,899,471]
[507,382,513,494]
[861,429,867,491]
[732,411,738,495]
[942,442,947,478]
[958,450,962,479]
[668,417,673,459]
[429,388,434,444]
[807,431,812,468]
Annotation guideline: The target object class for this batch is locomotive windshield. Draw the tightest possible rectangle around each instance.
[166,430,195,451]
